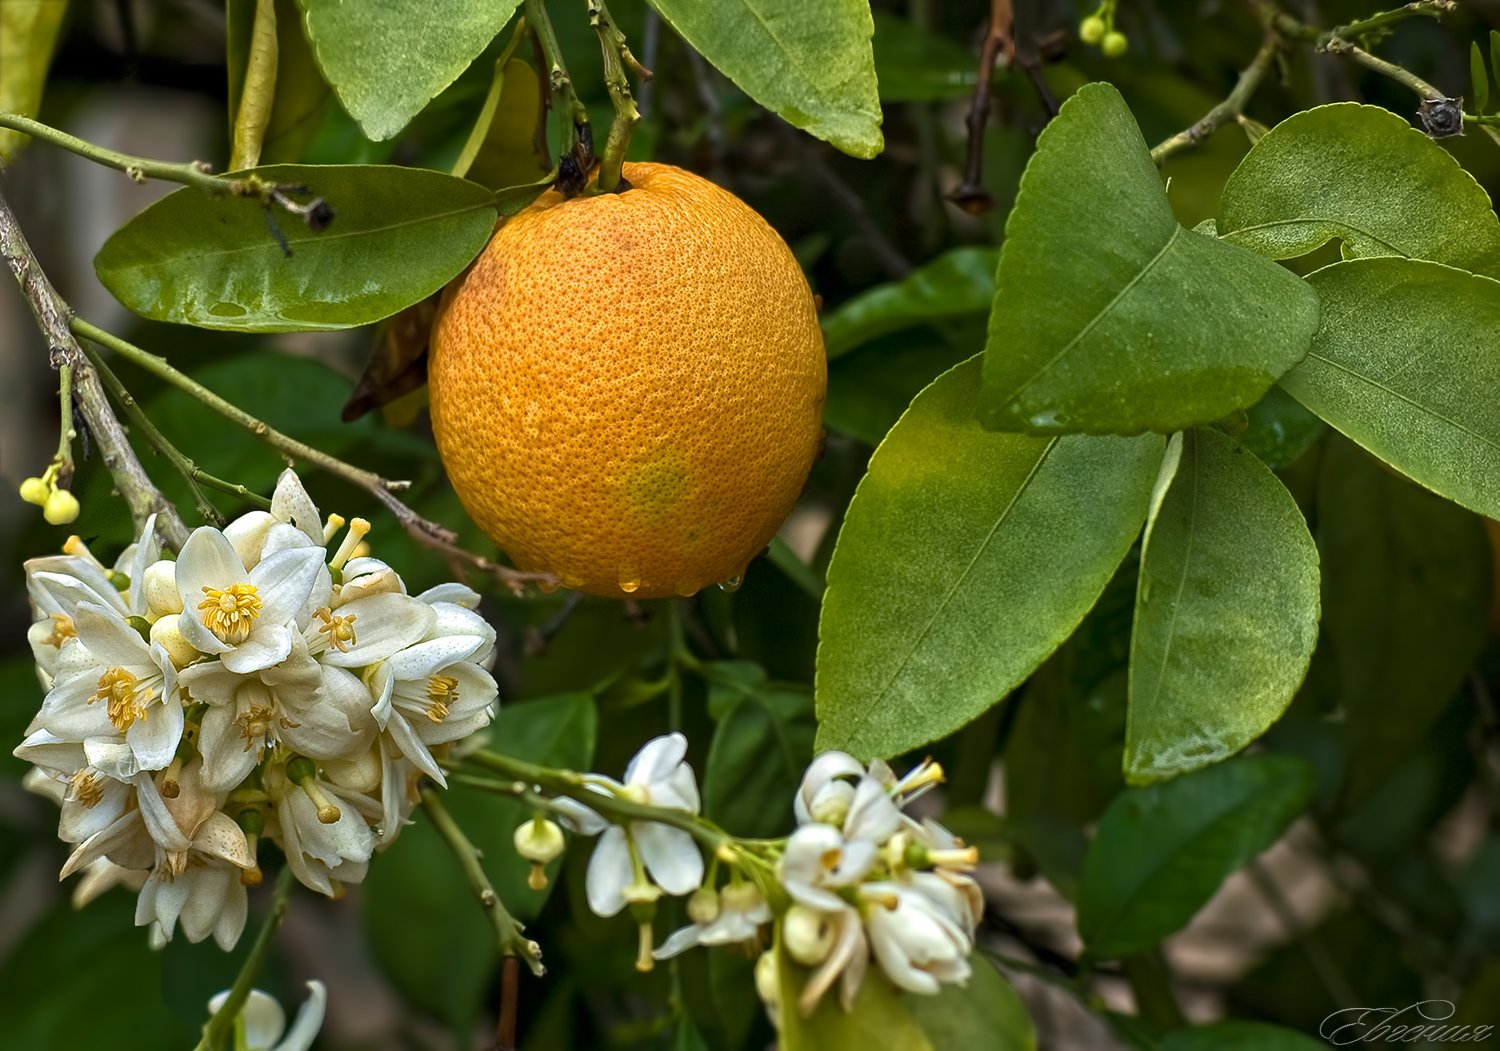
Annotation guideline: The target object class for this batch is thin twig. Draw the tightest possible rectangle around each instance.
[525,0,591,196]
[495,957,520,1051]
[588,0,650,193]
[948,0,1014,214]
[1252,1,1448,101]
[1152,37,1281,163]
[420,788,545,976]
[1335,0,1456,40]
[786,125,912,278]
[71,318,555,594]
[0,188,189,546]
[196,867,295,1051]
[54,361,75,484]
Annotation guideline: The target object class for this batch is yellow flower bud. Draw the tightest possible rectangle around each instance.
[43,488,80,525]
[513,817,565,865]
[782,905,835,966]
[143,560,184,616]
[19,476,50,505]
[149,614,200,669]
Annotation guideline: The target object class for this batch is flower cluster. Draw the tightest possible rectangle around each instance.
[14,470,500,949]
[559,736,982,1017]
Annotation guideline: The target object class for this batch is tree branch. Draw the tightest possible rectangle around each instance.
[1152,37,1280,163]
[0,188,189,547]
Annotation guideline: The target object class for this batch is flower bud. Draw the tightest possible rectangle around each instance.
[514,817,565,864]
[720,881,764,915]
[1079,15,1106,45]
[1102,30,1128,57]
[43,488,80,525]
[687,886,721,926]
[19,476,49,505]
[807,780,856,827]
[754,950,780,1011]
[782,905,835,966]
[143,560,184,616]
[150,614,200,669]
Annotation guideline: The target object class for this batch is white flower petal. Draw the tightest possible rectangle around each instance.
[625,732,688,787]
[386,635,483,680]
[585,826,632,917]
[223,511,277,568]
[221,624,292,675]
[270,469,324,546]
[652,924,705,960]
[634,822,703,896]
[320,593,433,667]
[126,699,183,771]
[272,982,327,1051]
[249,547,326,626]
[72,603,148,667]
[414,582,480,607]
[385,713,446,785]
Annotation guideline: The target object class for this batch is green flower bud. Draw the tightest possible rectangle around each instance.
[19,476,50,505]
[1102,30,1128,58]
[1079,15,1106,45]
[43,487,80,525]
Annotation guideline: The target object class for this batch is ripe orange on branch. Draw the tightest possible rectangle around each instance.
[429,162,827,599]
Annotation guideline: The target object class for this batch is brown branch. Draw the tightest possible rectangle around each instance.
[0,187,189,548]
[948,0,1015,214]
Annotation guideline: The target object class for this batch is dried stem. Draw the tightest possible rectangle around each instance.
[420,788,545,976]
[948,0,1014,214]
[0,188,188,546]
[1152,37,1280,163]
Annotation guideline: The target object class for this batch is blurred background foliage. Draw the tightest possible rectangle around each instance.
[2,0,1499,1048]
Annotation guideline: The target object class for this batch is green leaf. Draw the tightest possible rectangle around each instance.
[872,12,981,102]
[1280,258,1500,518]
[297,0,520,141]
[1218,103,1500,278]
[777,948,934,1051]
[824,334,971,446]
[1126,427,1320,783]
[1474,42,1491,116]
[453,57,546,190]
[643,0,883,158]
[816,357,1163,759]
[1159,1021,1327,1051]
[0,0,68,161]
[1316,437,1489,804]
[1077,753,1316,957]
[1493,31,1500,104]
[363,693,596,1026]
[229,0,332,165]
[823,247,997,359]
[1237,385,1325,468]
[702,662,815,839]
[979,83,1321,436]
[907,957,1037,1050]
[94,164,497,332]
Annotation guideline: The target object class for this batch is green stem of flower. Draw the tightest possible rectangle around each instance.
[1120,950,1186,1031]
[466,750,731,854]
[1151,37,1280,164]
[54,361,75,484]
[420,787,545,975]
[1334,0,1454,40]
[526,0,591,192]
[195,866,295,1051]
[587,0,650,193]
[1253,2,1445,101]
[230,0,279,171]
[78,339,238,525]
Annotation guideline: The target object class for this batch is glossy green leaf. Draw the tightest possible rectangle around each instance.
[872,12,981,102]
[816,357,1163,759]
[824,334,971,446]
[1473,42,1491,116]
[644,0,883,158]
[453,57,546,190]
[228,0,331,166]
[1281,258,1500,518]
[1237,385,1325,468]
[94,164,497,332]
[1316,437,1489,805]
[979,83,1321,436]
[0,0,68,161]
[297,0,519,141]
[702,662,815,839]
[1077,754,1316,957]
[1159,1022,1327,1051]
[1126,427,1320,783]
[823,247,997,359]
[363,693,595,1026]
[907,957,1037,1050]
[777,947,933,1051]
[1218,103,1500,278]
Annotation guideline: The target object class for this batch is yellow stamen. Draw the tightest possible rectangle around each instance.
[68,768,104,808]
[928,845,980,870]
[300,779,342,824]
[425,674,459,723]
[91,667,150,731]
[160,757,183,799]
[45,612,76,648]
[62,534,87,557]
[314,607,358,652]
[635,922,656,973]
[329,517,370,571]
[234,705,279,752]
[322,513,346,544]
[198,582,262,644]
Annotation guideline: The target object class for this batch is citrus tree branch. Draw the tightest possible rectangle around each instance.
[1334,0,1455,40]
[420,788,545,976]
[70,317,555,594]
[1250,1,1448,101]
[1152,37,1280,163]
[588,0,651,194]
[526,0,592,195]
[195,866,295,1051]
[0,188,189,546]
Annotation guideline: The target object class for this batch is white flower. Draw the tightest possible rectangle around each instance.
[789,902,869,1016]
[13,730,133,844]
[654,881,772,959]
[206,982,326,1051]
[779,823,878,912]
[135,811,254,949]
[174,526,324,674]
[863,874,975,995]
[794,751,864,826]
[368,602,498,784]
[583,733,705,917]
[269,760,375,896]
[35,602,183,776]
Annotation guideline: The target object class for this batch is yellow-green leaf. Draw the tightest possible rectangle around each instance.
[0,0,68,161]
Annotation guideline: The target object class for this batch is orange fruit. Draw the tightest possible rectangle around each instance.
[428,162,826,599]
